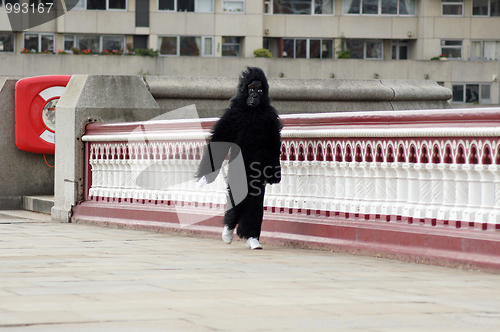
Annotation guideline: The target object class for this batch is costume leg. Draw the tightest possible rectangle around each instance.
[223,187,246,230]
[236,185,265,240]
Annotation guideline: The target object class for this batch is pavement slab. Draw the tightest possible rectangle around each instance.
[0,211,499,332]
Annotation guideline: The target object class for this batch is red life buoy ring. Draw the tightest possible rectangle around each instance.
[15,75,72,154]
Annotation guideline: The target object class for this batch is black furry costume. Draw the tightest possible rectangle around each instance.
[196,67,282,240]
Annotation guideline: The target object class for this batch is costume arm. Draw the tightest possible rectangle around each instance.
[196,115,234,183]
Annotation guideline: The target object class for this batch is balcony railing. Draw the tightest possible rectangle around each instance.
[80,108,500,231]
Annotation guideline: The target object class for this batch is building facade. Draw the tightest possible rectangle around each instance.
[0,0,499,106]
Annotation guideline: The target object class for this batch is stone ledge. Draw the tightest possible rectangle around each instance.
[146,76,452,102]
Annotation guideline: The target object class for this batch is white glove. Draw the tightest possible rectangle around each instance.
[197,176,208,188]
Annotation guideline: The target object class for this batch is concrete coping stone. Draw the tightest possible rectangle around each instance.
[145,76,452,102]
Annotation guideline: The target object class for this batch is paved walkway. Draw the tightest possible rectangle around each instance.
[0,211,499,332]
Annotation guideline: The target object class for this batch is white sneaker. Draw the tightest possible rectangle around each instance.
[222,225,233,244]
[246,237,262,250]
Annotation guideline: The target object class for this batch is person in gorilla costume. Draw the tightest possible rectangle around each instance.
[196,67,282,250]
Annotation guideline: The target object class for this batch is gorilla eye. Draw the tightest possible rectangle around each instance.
[257,87,263,93]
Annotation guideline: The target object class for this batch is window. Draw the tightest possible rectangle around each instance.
[78,35,101,53]
[222,37,241,56]
[158,0,214,12]
[441,40,462,59]
[344,39,383,59]
[159,36,213,56]
[470,40,500,60]
[270,0,334,15]
[223,1,244,12]
[64,34,125,53]
[343,0,415,15]
[71,0,127,10]
[441,0,463,16]
[473,0,500,16]
[282,38,334,58]
[0,33,15,53]
[24,33,54,53]
[263,37,281,57]
[102,36,125,51]
[391,40,408,59]
[452,84,491,104]
[64,35,75,52]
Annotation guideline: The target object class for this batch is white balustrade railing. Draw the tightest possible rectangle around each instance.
[82,109,500,230]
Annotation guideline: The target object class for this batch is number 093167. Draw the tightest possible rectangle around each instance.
[5,2,54,14]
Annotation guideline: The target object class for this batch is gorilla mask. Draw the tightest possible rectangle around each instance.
[246,80,263,107]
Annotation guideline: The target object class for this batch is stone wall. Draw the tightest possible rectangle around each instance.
[0,78,55,209]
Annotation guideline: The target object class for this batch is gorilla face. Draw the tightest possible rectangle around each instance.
[246,80,263,107]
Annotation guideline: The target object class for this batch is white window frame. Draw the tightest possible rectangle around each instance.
[0,32,15,53]
[158,35,214,57]
[470,40,500,60]
[451,83,492,104]
[23,33,55,53]
[342,0,416,16]
[63,35,76,52]
[391,40,409,59]
[282,38,334,59]
[441,0,464,16]
[266,0,335,15]
[71,0,128,11]
[202,36,214,56]
[158,0,214,12]
[101,35,127,52]
[221,36,242,56]
[472,0,500,17]
[441,39,463,59]
[223,0,245,13]
[63,34,126,53]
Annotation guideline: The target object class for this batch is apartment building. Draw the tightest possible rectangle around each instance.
[0,0,499,105]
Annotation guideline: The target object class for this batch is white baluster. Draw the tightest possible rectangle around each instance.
[350,162,364,215]
[295,160,306,211]
[413,164,431,220]
[391,163,408,218]
[463,164,481,223]
[402,163,419,220]
[360,161,374,216]
[286,161,298,210]
[340,162,352,215]
[381,162,396,219]
[370,161,385,218]
[475,165,494,223]
[437,164,455,222]
[334,161,346,214]
[319,161,331,212]
[488,164,500,226]
[450,164,468,223]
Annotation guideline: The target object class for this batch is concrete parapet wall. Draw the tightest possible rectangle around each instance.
[146,76,451,101]
[146,76,452,118]
[52,75,162,222]
[0,77,55,209]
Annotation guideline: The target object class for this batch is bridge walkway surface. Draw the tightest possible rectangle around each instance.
[0,210,499,332]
